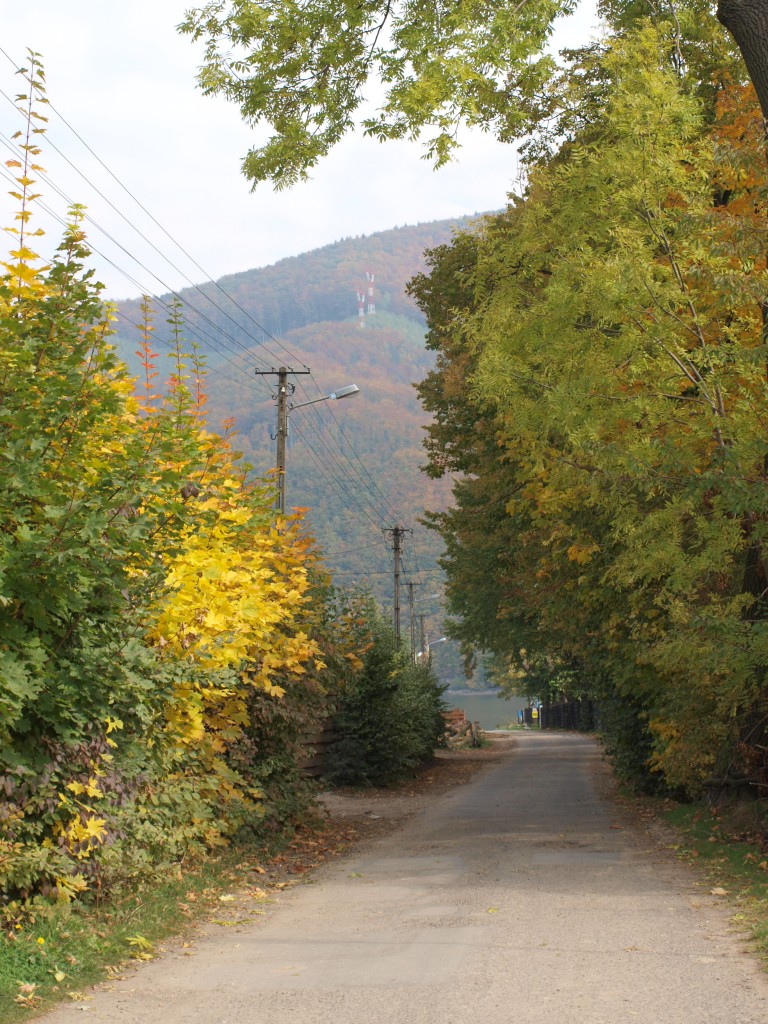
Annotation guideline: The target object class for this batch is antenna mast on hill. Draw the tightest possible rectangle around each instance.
[356,270,375,328]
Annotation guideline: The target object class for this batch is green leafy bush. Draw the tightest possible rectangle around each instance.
[325,601,446,786]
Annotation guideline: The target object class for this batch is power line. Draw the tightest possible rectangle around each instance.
[289,418,388,534]
[0,49,442,584]
[0,128,277,393]
[0,45,308,370]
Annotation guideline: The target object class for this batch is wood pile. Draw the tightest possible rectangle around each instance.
[298,721,340,777]
[443,708,483,748]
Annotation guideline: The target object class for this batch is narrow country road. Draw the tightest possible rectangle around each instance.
[41,734,768,1024]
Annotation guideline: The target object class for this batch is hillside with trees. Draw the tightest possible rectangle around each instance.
[113,218,480,665]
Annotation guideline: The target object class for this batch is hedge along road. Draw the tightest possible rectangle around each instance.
[39,734,768,1024]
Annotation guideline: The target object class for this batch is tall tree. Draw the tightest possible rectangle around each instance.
[179,1,750,189]
[411,25,768,793]
[718,0,768,116]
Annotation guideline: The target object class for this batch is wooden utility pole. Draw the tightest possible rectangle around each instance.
[409,585,415,655]
[384,525,409,645]
[407,581,420,660]
[275,366,289,514]
[255,365,311,513]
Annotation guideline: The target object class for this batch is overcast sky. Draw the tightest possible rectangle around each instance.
[1,1,600,301]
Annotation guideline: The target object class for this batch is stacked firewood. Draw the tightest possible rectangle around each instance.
[443,708,482,748]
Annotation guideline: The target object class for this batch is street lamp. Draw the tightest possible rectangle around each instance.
[416,637,447,659]
[275,374,359,513]
[291,384,360,409]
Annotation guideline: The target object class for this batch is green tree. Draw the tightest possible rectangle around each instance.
[324,595,445,785]
[411,25,768,793]
[178,0,757,189]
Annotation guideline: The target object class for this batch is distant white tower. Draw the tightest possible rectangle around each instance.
[357,271,375,327]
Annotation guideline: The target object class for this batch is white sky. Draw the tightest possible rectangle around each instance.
[1,0,600,301]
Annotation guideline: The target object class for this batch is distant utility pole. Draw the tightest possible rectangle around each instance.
[407,581,422,661]
[383,525,411,645]
[255,365,311,513]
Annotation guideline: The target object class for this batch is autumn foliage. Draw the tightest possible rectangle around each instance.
[0,59,342,925]
[414,25,768,796]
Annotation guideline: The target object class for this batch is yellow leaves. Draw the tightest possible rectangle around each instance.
[82,816,107,840]
[566,541,599,565]
[126,934,155,960]
[84,779,104,798]
[55,873,89,901]
[14,982,40,1007]
[58,814,108,859]
[65,777,103,799]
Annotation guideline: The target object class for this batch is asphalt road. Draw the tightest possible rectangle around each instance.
[40,733,768,1024]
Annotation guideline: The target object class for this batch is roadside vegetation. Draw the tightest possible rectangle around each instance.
[0,56,445,1015]
[179,0,768,826]
[411,20,768,802]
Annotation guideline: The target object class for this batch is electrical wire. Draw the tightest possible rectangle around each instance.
[0,45,309,370]
[0,128,277,395]
[0,48,446,579]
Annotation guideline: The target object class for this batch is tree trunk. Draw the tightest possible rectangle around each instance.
[718,0,768,120]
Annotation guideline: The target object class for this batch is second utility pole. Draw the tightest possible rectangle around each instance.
[384,525,409,645]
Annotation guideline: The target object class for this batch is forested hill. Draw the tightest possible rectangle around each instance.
[113,215,485,663]
[117,215,479,351]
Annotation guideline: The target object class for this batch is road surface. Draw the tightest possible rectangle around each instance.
[41,733,768,1024]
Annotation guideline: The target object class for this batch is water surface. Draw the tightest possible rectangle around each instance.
[443,690,527,730]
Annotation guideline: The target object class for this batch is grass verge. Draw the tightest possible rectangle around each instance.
[663,801,768,962]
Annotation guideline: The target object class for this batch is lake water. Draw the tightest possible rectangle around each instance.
[443,690,526,731]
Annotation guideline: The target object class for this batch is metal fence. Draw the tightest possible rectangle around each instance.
[539,699,601,732]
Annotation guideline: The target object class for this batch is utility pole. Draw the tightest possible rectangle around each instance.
[407,581,422,661]
[383,525,410,645]
[407,581,416,659]
[419,613,427,659]
[255,365,311,513]
[275,367,289,515]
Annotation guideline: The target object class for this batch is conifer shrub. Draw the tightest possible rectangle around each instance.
[324,603,446,786]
